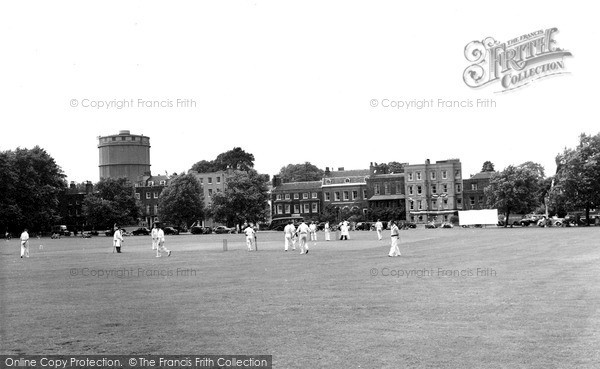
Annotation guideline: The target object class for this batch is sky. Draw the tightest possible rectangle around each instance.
[1,1,598,183]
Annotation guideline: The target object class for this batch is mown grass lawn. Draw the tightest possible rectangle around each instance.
[1,227,599,368]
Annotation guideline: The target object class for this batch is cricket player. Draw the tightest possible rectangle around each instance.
[375,219,384,240]
[283,221,296,251]
[244,223,256,251]
[156,224,171,257]
[20,228,29,258]
[339,221,349,240]
[309,221,317,241]
[297,221,310,254]
[388,221,401,257]
[151,223,159,250]
[113,227,124,253]
[324,222,330,241]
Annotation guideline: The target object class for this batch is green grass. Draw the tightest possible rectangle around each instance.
[1,227,599,368]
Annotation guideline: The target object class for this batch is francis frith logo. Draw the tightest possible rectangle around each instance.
[463,28,572,92]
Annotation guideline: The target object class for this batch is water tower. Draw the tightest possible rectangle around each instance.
[98,130,151,183]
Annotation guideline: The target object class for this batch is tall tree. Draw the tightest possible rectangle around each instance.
[0,146,67,233]
[83,178,140,228]
[158,174,205,228]
[485,163,544,227]
[553,133,600,224]
[481,161,495,172]
[210,169,269,228]
[190,147,255,173]
[278,162,324,182]
[190,159,218,173]
[387,161,405,173]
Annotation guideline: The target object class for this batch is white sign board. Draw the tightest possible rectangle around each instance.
[458,209,498,226]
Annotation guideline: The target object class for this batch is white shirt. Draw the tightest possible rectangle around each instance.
[113,229,123,246]
[20,231,29,242]
[151,227,159,239]
[157,229,165,242]
[244,227,255,238]
[309,224,317,232]
[297,223,310,234]
[284,224,296,237]
[375,221,383,231]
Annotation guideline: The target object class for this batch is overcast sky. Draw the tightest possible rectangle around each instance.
[1,1,597,183]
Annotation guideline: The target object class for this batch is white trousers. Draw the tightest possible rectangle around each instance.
[388,237,400,256]
[21,241,29,257]
[246,236,255,250]
[377,229,383,240]
[310,232,317,241]
[284,235,295,250]
[157,240,169,255]
[152,239,158,250]
[324,230,330,241]
[298,234,308,252]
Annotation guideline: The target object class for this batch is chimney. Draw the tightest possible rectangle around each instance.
[85,181,93,194]
[425,159,430,165]
[325,167,330,175]
[272,175,281,187]
[338,167,344,171]
[70,181,76,189]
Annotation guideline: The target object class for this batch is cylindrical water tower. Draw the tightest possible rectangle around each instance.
[98,130,151,183]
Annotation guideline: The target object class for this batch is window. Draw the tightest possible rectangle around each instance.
[363,189,367,199]
[112,137,116,141]
[417,200,423,210]
[418,215,423,222]
[431,185,437,194]
[442,184,448,193]
[456,184,462,193]
[154,205,158,214]
[416,171,422,180]
[325,179,332,185]
[148,181,154,187]
[311,192,317,199]
[408,172,413,181]
[443,215,448,222]
[395,182,401,194]
[408,186,413,195]
[417,185,422,195]
[216,176,221,184]
[146,192,151,199]
[311,203,318,213]
[160,180,166,186]
[443,199,448,208]
[432,199,437,208]
[455,170,461,179]
[294,204,300,213]
[431,171,436,180]
[471,183,478,191]
[478,196,484,205]
[285,204,291,213]
[303,204,310,213]
[325,192,331,201]
[334,192,340,201]
[470,196,475,206]
[303,193,308,199]
[153,192,159,199]
[146,205,150,214]
[285,194,290,200]
[352,190,358,200]
[208,189,213,196]
[276,194,282,200]
[374,184,380,195]
[208,177,212,184]
[343,191,349,201]
[344,178,350,183]
[135,193,140,199]
[442,170,447,179]
[277,205,283,214]
[410,201,414,210]
[121,136,126,141]
[457,198,462,207]
[294,193,299,200]
[384,183,390,195]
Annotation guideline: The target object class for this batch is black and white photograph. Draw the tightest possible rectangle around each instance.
[1,1,599,368]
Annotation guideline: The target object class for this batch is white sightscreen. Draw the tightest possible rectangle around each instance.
[458,209,499,226]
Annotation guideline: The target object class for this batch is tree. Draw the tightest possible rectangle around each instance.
[158,174,205,228]
[278,162,324,182]
[387,162,405,173]
[481,161,495,172]
[83,178,140,228]
[190,147,255,173]
[0,146,67,233]
[209,169,269,228]
[485,163,544,227]
[553,133,600,224]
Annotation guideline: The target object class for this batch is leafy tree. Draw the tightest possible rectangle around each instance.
[278,162,324,182]
[190,147,255,173]
[158,174,205,228]
[485,163,544,227]
[83,178,140,228]
[210,169,269,228]
[320,204,340,224]
[552,133,600,224]
[481,161,495,172]
[0,146,67,233]
[387,162,405,173]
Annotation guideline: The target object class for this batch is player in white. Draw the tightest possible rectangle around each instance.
[388,221,401,257]
[309,221,317,242]
[297,221,310,254]
[20,228,30,258]
[113,227,124,253]
[283,221,296,251]
[324,222,330,241]
[375,219,384,240]
[151,223,159,250]
[244,223,256,251]
[156,224,171,257]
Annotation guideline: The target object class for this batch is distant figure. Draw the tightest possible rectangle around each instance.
[309,222,317,242]
[388,221,401,257]
[156,224,171,257]
[297,221,310,254]
[340,221,349,241]
[375,219,383,240]
[283,221,296,251]
[244,222,256,251]
[113,227,124,253]
[151,223,159,250]
[324,222,330,241]
[20,228,30,258]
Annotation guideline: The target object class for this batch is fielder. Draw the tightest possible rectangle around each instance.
[156,224,171,257]
[324,222,330,241]
[297,221,310,254]
[309,221,317,242]
[283,221,296,251]
[151,223,159,250]
[388,221,401,257]
[375,219,383,240]
[20,228,29,258]
[113,227,124,253]
[244,223,256,251]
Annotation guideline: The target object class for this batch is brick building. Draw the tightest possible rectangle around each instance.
[134,174,171,227]
[188,169,232,227]
[321,167,370,220]
[462,171,495,210]
[404,159,463,223]
[366,162,406,218]
[59,181,94,232]
[270,177,323,221]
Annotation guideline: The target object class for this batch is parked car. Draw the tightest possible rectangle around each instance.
[191,226,212,234]
[441,222,454,228]
[132,227,151,236]
[51,225,71,237]
[163,227,180,235]
[213,226,235,234]
[355,222,373,231]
